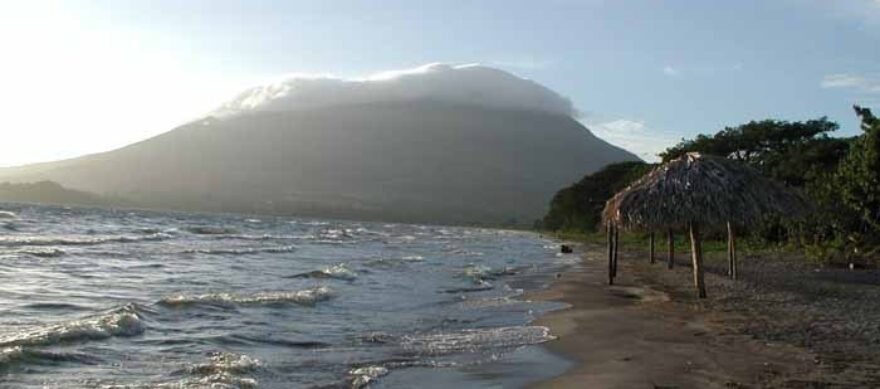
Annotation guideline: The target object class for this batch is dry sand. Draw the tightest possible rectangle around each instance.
[528,244,818,388]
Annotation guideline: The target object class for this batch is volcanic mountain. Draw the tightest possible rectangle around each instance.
[0,64,639,225]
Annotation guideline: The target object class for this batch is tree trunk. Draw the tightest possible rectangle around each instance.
[612,225,619,278]
[689,223,707,298]
[666,229,674,269]
[607,223,613,285]
[649,232,655,264]
[727,221,738,280]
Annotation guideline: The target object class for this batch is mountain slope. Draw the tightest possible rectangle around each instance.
[0,101,638,224]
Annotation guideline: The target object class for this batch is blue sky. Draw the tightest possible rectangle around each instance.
[1,0,878,165]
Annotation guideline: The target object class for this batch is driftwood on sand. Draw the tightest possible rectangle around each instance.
[601,152,809,297]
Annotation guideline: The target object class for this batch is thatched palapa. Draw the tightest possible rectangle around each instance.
[601,152,809,297]
[602,153,808,231]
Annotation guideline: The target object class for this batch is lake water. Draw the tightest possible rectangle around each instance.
[0,203,575,388]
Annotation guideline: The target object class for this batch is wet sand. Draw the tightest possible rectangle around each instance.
[528,243,817,388]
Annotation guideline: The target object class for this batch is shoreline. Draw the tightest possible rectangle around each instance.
[526,242,817,388]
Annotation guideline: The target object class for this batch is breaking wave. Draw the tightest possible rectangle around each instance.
[159,286,333,307]
[182,245,297,256]
[0,211,17,219]
[0,304,145,349]
[0,346,100,368]
[182,352,261,388]
[0,233,170,248]
[463,264,520,281]
[349,365,389,389]
[363,255,424,268]
[288,263,357,280]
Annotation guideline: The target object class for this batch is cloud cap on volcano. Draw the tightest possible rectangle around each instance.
[212,63,574,117]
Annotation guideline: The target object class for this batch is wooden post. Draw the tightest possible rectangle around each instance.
[607,223,614,285]
[612,225,619,278]
[666,229,674,269]
[689,223,707,298]
[649,232,656,264]
[727,221,738,280]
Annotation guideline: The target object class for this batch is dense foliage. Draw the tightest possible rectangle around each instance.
[543,107,880,264]
[539,161,651,232]
[660,117,850,187]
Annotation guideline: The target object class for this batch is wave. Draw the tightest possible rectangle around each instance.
[185,226,239,235]
[443,279,493,294]
[123,352,260,389]
[349,365,389,389]
[0,211,17,219]
[15,248,65,258]
[0,233,170,248]
[159,286,332,307]
[187,351,261,376]
[0,304,145,349]
[462,265,520,282]
[0,346,100,368]
[363,255,424,268]
[400,326,555,356]
[287,263,357,280]
[182,245,297,256]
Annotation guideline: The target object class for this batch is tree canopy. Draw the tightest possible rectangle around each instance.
[540,161,651,232]
[660,117,849,187]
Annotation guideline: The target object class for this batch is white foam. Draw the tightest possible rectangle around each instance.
[0,346,23,365]
[320,263,357,280]
[0,304,144,348]
[182,245,297,255]
[0,233,170,247]
[160,286,333,307]
[349,365,389,389]
[401,326,555,356]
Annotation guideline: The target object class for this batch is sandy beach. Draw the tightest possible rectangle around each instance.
[526,242,855,388]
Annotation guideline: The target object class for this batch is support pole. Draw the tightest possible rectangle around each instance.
[612,225,619,278]
[666,229,675,269]
[649,232,656,264]
[689,223,707,298]
[607,223,614,285]
[727,221,738,280]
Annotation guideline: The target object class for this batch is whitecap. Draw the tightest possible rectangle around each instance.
[0,211,17,219]
[349,365,389,389]
[0,233,170,248]
[0,304,145,348]
[289,263,356,281]
[182,245,297,256]
[160,286,332,307]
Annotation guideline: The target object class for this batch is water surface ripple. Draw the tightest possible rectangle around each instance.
[0,204,576,388]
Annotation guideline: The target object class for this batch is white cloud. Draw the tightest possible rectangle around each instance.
[582,118,681,162]
[489,58,555,70]
[662,66,680,77]
[213,63,574,118]
[821,73,880,93]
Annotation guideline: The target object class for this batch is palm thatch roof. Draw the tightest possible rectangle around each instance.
[602,152,809,231]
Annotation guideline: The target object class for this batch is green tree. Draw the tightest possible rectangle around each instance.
[837,106,880,232]
[542,161,651,232]
[660,117,847,187]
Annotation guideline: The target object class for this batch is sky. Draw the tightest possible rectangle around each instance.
[0,0,878,166]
